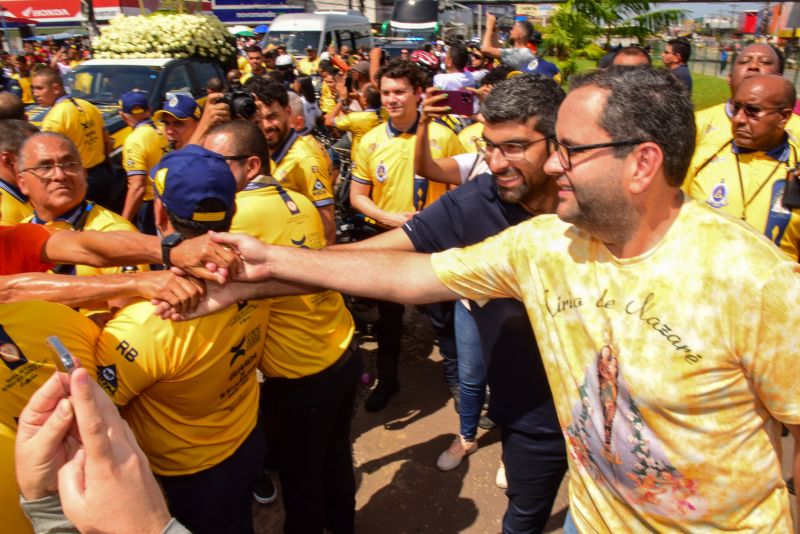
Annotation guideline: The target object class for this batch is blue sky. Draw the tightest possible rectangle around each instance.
[654,2,765,19]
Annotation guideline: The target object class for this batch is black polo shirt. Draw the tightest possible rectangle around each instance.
[403,173,560,434]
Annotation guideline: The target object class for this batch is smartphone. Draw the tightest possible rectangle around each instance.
[47,335,81,374]
[432,89,474,116]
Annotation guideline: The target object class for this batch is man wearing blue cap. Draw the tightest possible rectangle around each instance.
[153,94,201,152]
[120,90,169,234]
[91,145,271,534]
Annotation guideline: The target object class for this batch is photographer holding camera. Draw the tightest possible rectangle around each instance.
[683,74,800,260]
[186,84,258,147]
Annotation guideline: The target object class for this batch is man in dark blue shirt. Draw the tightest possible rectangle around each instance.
[345,74,569,533]
[663,38,693,92]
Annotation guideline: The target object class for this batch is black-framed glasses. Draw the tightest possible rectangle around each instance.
[222,154,253,161]
[476,136,550,162]
[731,101,788,120]
[553,139,645,170]
[21,161,82,179]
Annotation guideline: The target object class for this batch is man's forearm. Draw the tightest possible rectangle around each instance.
[44,230,160,267]
[0,273,140,308]
[263,245,458,304]
[791,424,800,513]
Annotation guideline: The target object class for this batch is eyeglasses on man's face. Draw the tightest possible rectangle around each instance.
[21,161,82,180]
[476,136,550,162]
[731,101,787,120]
[551,139,645,170]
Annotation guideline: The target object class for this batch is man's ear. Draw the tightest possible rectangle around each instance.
[627,142,663,195]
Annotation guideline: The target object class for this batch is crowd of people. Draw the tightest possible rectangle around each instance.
[0,12,798,534]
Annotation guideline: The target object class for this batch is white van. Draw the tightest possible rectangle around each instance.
[263,11,373,57]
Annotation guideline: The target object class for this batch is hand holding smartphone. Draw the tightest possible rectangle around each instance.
[432,89,475,116]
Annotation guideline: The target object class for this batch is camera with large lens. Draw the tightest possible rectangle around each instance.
[219,83,257,119]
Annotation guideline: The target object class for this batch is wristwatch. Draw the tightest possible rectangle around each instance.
[161,232,185,268]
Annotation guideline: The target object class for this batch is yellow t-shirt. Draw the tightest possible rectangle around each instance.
[237,55,252,76]
[297,57,321,76]
[231,180,355,378]
[458,121,484,154]
[0,301,99,534]
[23,202,148,276]
[11,74,33,105]
[0,179,33,226]
[352,119,464,214]
[271,130,334,211]
[695,101,800,151]
[122,119,170,202]
[334,110,381,158]
[91,299,271,476]
[41,96,106,169]
[431,198,799,532]
[320,83,336,115]
[683,139,800,260]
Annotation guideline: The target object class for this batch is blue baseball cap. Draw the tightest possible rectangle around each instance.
[151,145,236,223]
[153,94,201,122]
[119,90,150,114]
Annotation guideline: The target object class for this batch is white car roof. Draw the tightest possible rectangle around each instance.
[78,58,175,68]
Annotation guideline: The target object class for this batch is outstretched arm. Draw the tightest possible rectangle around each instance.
[481,13,502,59]
[42,230,239,284]
[209,231,459,305]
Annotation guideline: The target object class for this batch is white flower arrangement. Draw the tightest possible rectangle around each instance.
[93,13,237,61]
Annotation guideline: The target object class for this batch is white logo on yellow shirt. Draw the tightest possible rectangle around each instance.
[376,162,387,183]
[707,182,729,209]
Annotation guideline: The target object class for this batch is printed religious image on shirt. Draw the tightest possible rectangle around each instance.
[564,328,705,517]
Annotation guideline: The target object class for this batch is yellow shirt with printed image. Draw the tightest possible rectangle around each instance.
[431,198,799,532]
[271,131,334,211]
[352,120,464,214]
[41,97,106,169]
[122,119,170,202]
[683,138,800,260]
[231,180,354,378]
[0,301,99,534]
[91,299,271,476]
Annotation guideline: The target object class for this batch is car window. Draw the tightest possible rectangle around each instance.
[162,64,193,94]
[66,66,160,105]
[191,61,222,94]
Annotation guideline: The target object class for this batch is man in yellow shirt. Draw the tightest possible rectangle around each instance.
[246,77,336,244]
[91,146,271,534]
[297,45,321,76]
[685,75,800,260]
[203,120,359,533]
[0,119,37,225]
[208,67,800,532]
[17,133,147,288]
[240,45,268,85]
[152,95,201,152]
[695,43,800,151]
[10,54,34,105]
[349,59,463,411]
[32,67,115,210]
[326,85,383,158]
[120,90,170,235]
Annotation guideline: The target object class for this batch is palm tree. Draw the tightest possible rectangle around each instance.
[574,0,685,46]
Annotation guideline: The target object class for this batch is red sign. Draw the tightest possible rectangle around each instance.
[2,0,122,22]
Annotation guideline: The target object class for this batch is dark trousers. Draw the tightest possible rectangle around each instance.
[501,427,568,534]
[425,301,458,389]
[264,348,363,534]
[376,300,404,385]
[137,199,157,235]
[86,161,118,212]
[158,425,264,534]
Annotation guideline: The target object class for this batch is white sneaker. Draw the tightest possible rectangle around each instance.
[436,435,478,471]
[496,462,508,489]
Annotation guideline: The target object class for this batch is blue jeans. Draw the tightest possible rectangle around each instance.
[563,511,579,534]
[502,428,568,534]
[454,300,486,440]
